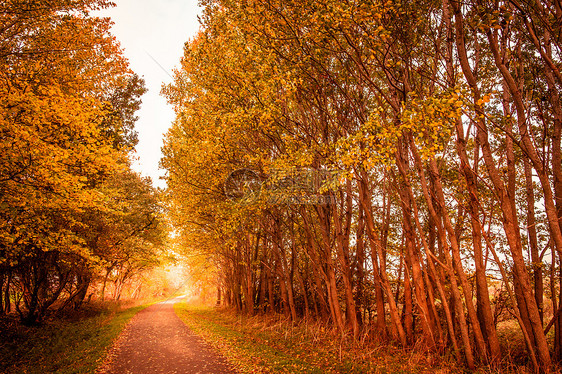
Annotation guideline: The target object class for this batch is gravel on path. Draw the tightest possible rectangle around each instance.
[99,297,236,374]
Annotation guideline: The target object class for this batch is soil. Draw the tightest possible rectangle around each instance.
[98,297,236,374]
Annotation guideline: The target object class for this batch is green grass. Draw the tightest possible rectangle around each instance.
[173,303,460,373]
[0,303,148,374]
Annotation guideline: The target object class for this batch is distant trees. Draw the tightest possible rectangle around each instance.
[163,0,562,371]
[0,0,165,324]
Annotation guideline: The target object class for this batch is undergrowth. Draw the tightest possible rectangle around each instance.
[174,303,469,373]
[0,301,149,374]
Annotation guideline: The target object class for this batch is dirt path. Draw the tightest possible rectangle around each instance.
[99,297,236,374]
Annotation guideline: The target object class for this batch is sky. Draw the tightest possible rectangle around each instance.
[98,0,202,189]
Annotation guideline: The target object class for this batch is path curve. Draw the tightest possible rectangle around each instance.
[99,297,236,374]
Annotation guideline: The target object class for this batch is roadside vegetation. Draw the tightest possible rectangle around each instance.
[175,302,467,374]
[0,301,149,374]
[0,0,167,326]
[163,0,562,371]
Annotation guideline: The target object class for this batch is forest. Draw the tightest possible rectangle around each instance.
[161,0,562,372]
[0,0,167,327]
[2,0,562,372]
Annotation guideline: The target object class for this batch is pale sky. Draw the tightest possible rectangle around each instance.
[99,0,202,189]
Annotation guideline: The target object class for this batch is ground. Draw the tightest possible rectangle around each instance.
[98,297,236,374]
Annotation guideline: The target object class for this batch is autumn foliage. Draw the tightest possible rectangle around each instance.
[163,0,562,371]
[0,0,165,325]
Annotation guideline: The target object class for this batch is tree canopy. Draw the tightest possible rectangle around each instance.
[163,0,562,371]
[0,0,166,325]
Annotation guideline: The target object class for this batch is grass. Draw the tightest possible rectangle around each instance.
[174,302,462,373]
[0,302,149,374]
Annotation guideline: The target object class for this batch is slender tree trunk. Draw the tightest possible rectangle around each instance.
[267,265,274,313]
[442,5,502,353]
[296,268,310,319]
[0,272,4,315]
[332,188,359,337]
[359,173,405,344]
[316,204,346,332]
[4,271,10,314]
[402,261,414,344]
[300,208,332,321]
[257,257,266,311]
[404,131,475,367]
[355,204,366,326]
[448,2,550,368]
[395,138,437,348]
[482,19,554,370]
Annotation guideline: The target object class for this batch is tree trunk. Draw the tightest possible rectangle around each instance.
[359,173,405,345]
[332,186,359,337]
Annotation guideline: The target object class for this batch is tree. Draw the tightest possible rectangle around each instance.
[0,0,161,324]
[163,0,562,371]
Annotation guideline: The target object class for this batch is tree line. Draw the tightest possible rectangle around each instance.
[0,0,165,325]
[163,0,561,371]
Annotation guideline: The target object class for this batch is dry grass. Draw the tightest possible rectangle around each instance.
[173,303,562,373]
[0,301,152,374]
[175,303,471,373]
